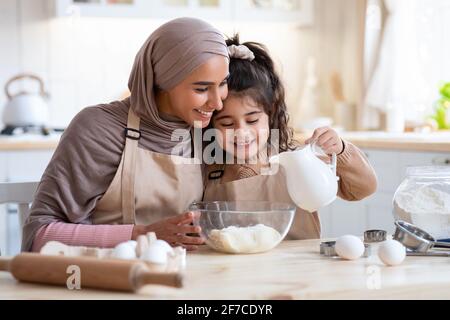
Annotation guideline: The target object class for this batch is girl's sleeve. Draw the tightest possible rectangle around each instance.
[336,140,378,201]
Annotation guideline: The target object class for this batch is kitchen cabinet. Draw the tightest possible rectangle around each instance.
[234,0,313,24]
[319,148,450,238]
[54,0,143,18]
[151,0,234,21]
[0,148,55,256]
[53,0,314,25]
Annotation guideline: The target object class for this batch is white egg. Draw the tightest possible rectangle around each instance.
[126,240,137,249]
[378,240,406,266]
[153,239,174,254]
[112,242,137,260]
[136,235,149,257]
[140,244,168,264]
[146,232,157,245]
[173,246,187,268]
[335,235,365,260]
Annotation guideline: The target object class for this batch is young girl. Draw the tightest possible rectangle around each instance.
[203,35,377,239]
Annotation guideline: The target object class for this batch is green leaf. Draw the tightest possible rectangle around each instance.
[435,105,450,129]
[440,82,450,99]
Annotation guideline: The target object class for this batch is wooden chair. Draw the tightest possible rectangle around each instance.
[0,182,39,255]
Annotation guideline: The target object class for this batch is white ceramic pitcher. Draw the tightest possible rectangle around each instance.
[270,143,338,212]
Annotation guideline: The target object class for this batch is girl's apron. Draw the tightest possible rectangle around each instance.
[91,109,203,225]
[203,165,321,240]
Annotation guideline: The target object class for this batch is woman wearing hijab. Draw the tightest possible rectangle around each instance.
[23,17,229,252]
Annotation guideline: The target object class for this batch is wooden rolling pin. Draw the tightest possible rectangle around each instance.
[0,253,183,292]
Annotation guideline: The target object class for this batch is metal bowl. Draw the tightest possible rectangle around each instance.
[394,220,450,253]
[394,220,437,252]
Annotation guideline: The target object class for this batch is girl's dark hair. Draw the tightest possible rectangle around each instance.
[223,34,298,152]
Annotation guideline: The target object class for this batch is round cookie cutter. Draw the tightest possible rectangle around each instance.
[393,220,450,253]
[364,229,387,243]
[320,241,337,256]
[319,241,370,258]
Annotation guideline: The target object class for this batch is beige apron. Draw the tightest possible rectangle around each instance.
[91,109,204,226]
[203,165,321,240]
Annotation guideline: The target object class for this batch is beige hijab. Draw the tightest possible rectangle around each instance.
[128,17,229,149]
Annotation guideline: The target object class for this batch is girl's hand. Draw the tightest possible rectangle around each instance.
[304,127,344,155]
[132,212,204,251]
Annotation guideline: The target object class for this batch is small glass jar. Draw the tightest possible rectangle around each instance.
[393,166,450,240]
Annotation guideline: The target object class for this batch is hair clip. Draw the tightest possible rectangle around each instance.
[227,44,255,61]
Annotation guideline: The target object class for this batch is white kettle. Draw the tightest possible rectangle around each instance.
[2,73,50,127]
[270,143,339,212]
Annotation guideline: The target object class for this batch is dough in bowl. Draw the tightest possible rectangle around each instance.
[208,224,282,254]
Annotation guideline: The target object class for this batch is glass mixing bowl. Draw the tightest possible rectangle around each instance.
[189,201,295,254]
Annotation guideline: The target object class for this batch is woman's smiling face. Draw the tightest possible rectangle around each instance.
[157,55,229,128]
[212,93,270,161]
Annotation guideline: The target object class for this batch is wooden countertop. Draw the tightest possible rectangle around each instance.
[295,131,450,152]
[1,131,449,152]
[1,239,450,299]
[0,134,60,151]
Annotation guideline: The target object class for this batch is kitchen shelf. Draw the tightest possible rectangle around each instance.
[54,0,144,18]
[235,0,314,24]
[53,0,314,25]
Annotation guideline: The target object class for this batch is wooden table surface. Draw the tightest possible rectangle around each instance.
[1,239,450,299]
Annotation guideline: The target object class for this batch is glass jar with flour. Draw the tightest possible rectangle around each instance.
[393,166,450,240]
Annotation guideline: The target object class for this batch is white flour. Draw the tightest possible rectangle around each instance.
[394,183,450,239]
[394,184,450,214]
[208,224,282,254]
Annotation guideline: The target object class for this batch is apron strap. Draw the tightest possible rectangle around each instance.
[121,109,140,224]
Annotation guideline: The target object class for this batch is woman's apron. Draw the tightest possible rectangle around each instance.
[203,165,321,240]
[91,109,204,226]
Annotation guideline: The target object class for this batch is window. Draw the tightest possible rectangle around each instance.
[363,0,450,129]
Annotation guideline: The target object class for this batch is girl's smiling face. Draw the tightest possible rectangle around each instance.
[212,93,270,161]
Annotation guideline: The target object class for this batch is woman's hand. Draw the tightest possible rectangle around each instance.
[304,127,344,155]
[132,212,204,251]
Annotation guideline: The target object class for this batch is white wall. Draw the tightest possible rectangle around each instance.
[0,0,163,127]
[0,0,365,129]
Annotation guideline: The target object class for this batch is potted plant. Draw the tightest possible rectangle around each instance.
[429,82,450,130]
